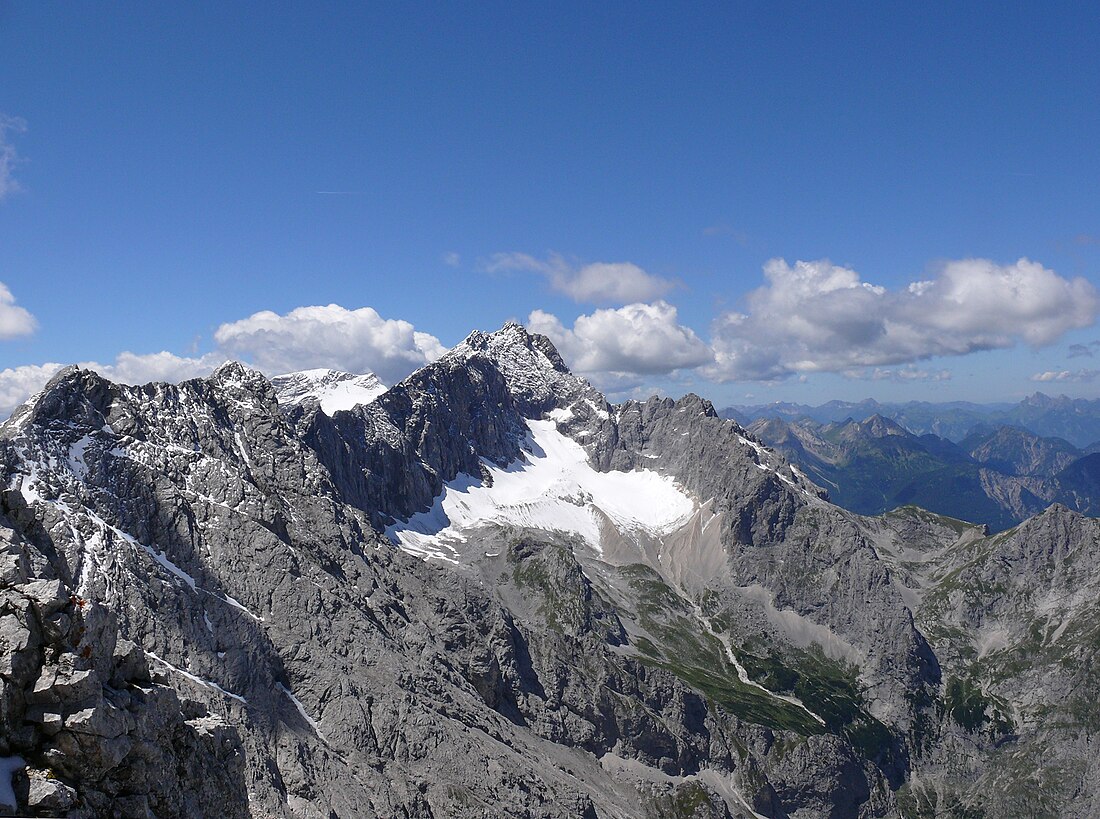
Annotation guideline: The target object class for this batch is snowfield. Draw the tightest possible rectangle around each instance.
[271,369,387,416]
[388,420,695,562]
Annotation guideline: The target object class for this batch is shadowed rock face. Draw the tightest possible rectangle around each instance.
[0,325,1098,817]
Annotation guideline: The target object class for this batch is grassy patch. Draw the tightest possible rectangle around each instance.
[737,644,895,761]
[619,563,895,758]
[885,505,977,536]
[944,676,1013,737]
[646,781,721,818]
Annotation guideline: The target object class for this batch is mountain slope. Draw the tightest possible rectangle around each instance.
[961,425,1081,477]
[1,324,1099,816]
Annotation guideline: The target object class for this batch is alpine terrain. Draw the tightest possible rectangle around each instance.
[745,415,1100,532]
[1,322,1099,818]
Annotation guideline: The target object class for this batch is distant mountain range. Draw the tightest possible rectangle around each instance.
[723,392,1100,448]
[745,413,1100,531]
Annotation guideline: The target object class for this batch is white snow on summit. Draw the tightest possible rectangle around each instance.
[271,369,386,416]
[387,419,695,562]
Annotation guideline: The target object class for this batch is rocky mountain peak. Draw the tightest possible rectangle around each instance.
[444,322,601,417]
[208,360,268,390]
[1021,391,1059,408]
[271,368,386,416]
[2,366,116,437]
[860,413,909,438]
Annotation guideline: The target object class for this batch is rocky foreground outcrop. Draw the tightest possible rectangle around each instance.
[0,323,1097,817]
[0,515,244,817]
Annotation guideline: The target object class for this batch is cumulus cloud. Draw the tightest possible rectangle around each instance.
[83,351,228,385]
[488,252,674,304]
[527,301,712,378]
[0,282,36,339]
[0,352,226,418]
[708,258,1100,381]
[0,115,26,201]
[213,304,446,384]
[1031,369,1100,383]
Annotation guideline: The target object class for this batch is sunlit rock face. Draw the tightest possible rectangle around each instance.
[0,323,1097,817]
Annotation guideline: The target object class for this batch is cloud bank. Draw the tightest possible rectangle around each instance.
[0,305,447,418]
[489,252,674,304]
[3,256,1097,417]
[844,366,952,383]
[707,258,1100,381]
[1031,369,1100,383]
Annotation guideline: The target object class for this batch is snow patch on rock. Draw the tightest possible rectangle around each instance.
[388,420,695,560]
[272,369,386,416]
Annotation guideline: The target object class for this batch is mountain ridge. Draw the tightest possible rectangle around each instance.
[748,414,1100,532]
[0,324,1098,816]
[725,392,1100,447]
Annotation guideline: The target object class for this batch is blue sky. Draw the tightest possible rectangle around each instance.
[2,2,1099,413]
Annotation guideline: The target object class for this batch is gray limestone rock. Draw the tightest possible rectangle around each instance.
[0,323,1096,817]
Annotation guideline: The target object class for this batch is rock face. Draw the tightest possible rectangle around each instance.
[962,425,1081,477]
[0,323,1097,817]
[0,513,246,818]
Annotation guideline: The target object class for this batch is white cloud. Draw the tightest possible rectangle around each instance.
[0,352,226,418]
[0,282,36,339]
[213,304,446,384]
[0,303,449,418]
[1031,369,1100,383]
[82,351,228,385]
[489,252,674,304]
[708,258,1100,381]
[0,115,26,201]
[442,251,461,267]
[527,301,712,377]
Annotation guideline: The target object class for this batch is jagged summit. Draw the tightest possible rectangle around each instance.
[210,360,253,380]
[856,413,909,438]
[455,320,570,372]
[2,365,117,435]
[1021,391,1057,408]
[442,321,603,418]
[271,368,386,416]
